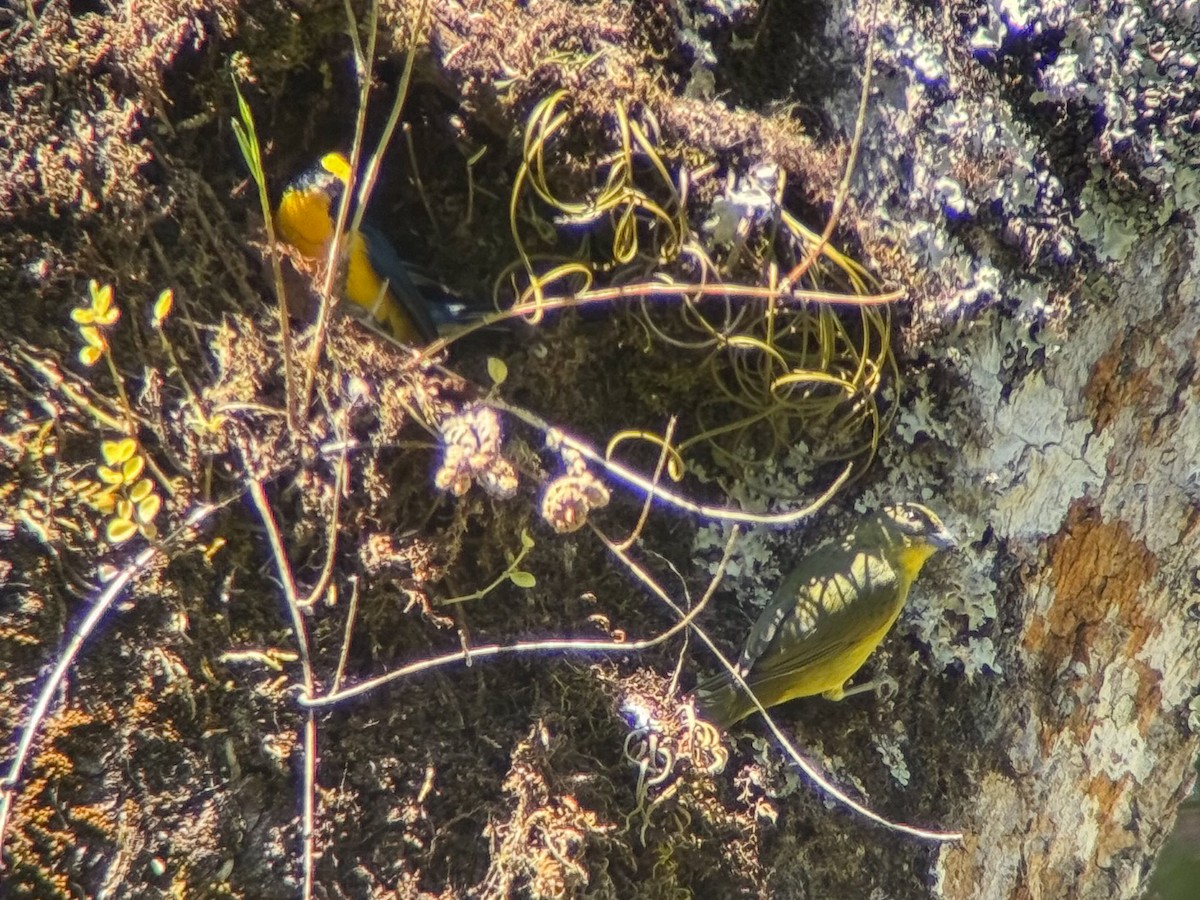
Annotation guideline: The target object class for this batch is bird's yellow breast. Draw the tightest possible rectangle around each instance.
[275,185,416,342]
[893,542,939,586]
[275,188,334,260]
[765,622,900,705]
[695,503,954,728]
[759,573,908,706]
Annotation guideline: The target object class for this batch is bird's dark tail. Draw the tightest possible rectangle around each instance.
[694,672,754,730]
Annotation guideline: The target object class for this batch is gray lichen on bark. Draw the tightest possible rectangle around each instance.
[815,1,1200,896]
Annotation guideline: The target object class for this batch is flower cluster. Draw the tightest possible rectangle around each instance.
[540,444,610,534]
[434,405,519,500]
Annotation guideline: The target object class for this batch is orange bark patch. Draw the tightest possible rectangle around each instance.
[1088,771,1144,871]
[1089,771,1131,828]
[1084,335,1161,434]
[1131,657,1165,735]
[1026,501,1157,678]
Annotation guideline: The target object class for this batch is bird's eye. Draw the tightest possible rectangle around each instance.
[897,505,937,534]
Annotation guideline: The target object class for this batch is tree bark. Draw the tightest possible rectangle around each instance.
[823,2,1200,897]
[437,0,1200,891]
[3,0,1198,897]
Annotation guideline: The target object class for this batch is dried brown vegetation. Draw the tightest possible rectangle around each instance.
[0,1,958,897]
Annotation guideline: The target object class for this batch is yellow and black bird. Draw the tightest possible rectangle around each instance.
[695,503,956,729]
[275,151,462,344]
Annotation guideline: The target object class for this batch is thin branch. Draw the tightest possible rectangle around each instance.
[422,280,904,359]
[301,0,378,412]
[488,396,853,525]
[332,576,361,695]
[779,0,879,292]
[247,479,319,898]
[302,0,431,409]
[612,417,678,552]
[297,537,732,710]
[296,447,347,610]
[634,545,694,697]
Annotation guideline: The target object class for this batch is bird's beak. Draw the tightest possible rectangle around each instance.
[932,525,958,552]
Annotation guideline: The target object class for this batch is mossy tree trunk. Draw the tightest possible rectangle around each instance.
[814,2,1200,896]
[928,243,1200,898]
[434,0,1200,894]
[3,0,1198,896]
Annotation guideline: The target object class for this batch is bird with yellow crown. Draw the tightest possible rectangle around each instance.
[695,503,956,729]
[274,152,465,344]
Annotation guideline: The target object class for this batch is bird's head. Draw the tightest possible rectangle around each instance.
[879,503,956,551]
[870,503,957,577]
[283,152,351,205]
[276,152,355,257]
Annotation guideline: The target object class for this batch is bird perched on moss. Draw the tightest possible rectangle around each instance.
[275,151,464,344]
[695,503,956,729]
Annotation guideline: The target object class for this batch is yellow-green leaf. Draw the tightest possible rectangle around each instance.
[121,455,145,483]
[106,518,137,544]
[97,465,123,485]
[128,477,154,502]
[136,493,162,524]
[71,307,95,324]
[89,280,113,314]
[102,438,137,465]
[79,346,102,367]
[80,325,106,348]
[487,357,508,386]
[152,288,173,326]
[509,570,536,589]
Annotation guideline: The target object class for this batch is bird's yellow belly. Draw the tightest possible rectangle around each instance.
[344,234,420,343]
[756,607,903,707]
[275,190,417,342]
